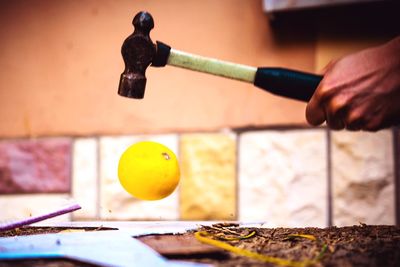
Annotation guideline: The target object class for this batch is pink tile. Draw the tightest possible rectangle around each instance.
[0,138,72,193]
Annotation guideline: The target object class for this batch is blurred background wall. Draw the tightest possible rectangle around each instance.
[0,0,399,227]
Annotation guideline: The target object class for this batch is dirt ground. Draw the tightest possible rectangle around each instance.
[1,224,399,267]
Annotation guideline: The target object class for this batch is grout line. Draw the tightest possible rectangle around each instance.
[235,133,240,221]
[393,127,400,226]
[69,138,75,221]
[69,138,74,196]
[96,137,101,220]
[327,129,333,227]
[177,133,182,221]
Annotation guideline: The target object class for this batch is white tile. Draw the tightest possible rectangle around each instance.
[0,194,74,223]
[71,138,98,220]
[332,130,395,226]
[239,129,327,227]
[99,135,179,220]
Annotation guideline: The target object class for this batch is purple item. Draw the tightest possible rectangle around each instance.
[0,203,81,231]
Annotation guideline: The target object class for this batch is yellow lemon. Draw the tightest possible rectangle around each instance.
[118,141,180,200]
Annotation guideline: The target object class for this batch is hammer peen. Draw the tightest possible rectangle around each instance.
[118,11,323,101]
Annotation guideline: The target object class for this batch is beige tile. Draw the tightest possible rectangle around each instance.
[0,194,73,223]
[239,129,327,227]
[99,135,179,220]
[71,138,98,220]
[180,133,236,220]
[332,130,395,226]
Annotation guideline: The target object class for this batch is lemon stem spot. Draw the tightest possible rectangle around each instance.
[162,152,171,160]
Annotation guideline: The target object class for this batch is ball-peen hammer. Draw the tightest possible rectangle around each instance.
[118,11,323,101]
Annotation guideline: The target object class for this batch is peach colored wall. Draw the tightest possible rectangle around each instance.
[0,1,398,138]
[0,0,315,138]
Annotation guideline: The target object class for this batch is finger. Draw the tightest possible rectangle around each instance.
[346,121,363,131]
[327,120,345,130]
[324,95,348,130]
[362,113,385,132]
[306,85,327,126]
[306,99,326,126]
[358,103,387,132]
[344,110,364,131]
[363,122,382,132]
[326,109,345,130]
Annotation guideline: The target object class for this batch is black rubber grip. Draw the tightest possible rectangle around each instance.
[254,68,323,102]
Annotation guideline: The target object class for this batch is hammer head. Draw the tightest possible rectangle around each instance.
[118,11,155,99]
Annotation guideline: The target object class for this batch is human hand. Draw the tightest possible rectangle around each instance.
[306,36,400,131]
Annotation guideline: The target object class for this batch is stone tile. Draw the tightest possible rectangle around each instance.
[0,138,72,194]
[71,138,98,220]
[0,194,73,223]
[332,130,395,226]
[239,129,327,227]
[180,133,236,220]
[99,135,179,220]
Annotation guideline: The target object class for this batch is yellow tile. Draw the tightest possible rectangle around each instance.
[180,133,236,220]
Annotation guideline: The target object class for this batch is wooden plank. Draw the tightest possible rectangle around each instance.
[138,234,224,256]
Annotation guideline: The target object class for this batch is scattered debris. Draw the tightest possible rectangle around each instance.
[194,224,326,267]
[1,224,399,266]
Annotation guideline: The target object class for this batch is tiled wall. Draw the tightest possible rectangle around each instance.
[0,128,397,227]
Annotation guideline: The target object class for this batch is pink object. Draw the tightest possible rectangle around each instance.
[0,138,72,194]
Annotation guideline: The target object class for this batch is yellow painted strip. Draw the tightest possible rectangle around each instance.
[195,231,316,267]
[287,234,317,241]
[59,229,86,233]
